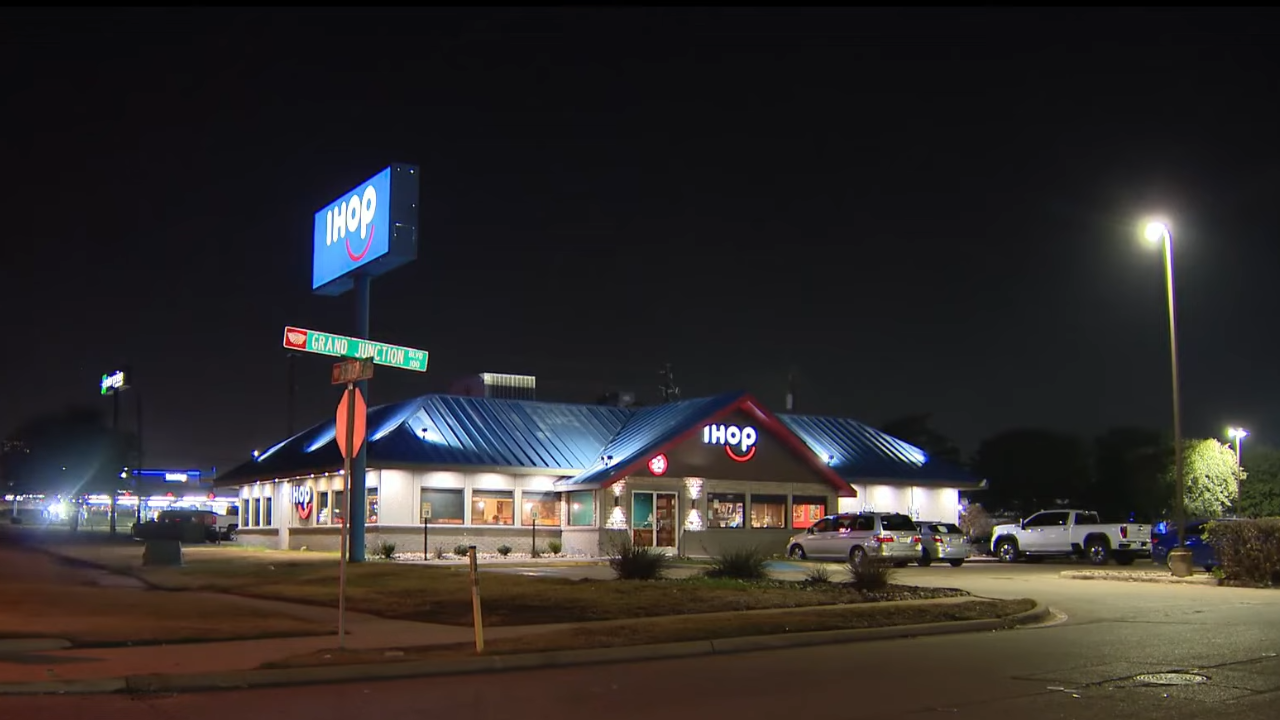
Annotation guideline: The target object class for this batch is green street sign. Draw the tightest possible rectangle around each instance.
[282,326,429,373]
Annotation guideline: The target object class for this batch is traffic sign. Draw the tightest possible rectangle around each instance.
[283,326,429,372]
[336,387,367,460]
[332,357,375,385]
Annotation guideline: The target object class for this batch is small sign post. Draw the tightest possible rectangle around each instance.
[468,545,485,654]
[421,503,432,559]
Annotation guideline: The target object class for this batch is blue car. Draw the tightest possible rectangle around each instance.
[1150,519,1236,571]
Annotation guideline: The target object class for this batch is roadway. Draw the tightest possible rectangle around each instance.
[3,560,1278,719]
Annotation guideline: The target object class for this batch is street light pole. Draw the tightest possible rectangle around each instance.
[1145,220,1190,576]
[1228,427,1248,468]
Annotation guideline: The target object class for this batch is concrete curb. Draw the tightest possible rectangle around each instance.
[1058,570,1220,586]
[0,601,1049,695]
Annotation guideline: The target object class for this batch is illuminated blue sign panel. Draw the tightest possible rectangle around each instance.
[311,164,419,296]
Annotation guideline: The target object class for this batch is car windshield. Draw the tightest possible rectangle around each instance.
[880,514,917,531]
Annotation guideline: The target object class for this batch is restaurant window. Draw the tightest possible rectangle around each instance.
[367,488,379,524]
[791,495,827,529]
[472,490,514,525]
[420,488,464,524]
[707,493,746,529]
[568,491,595,527]
[331,491,346,526]
[750,494,787,529]
[522,491,560,526]
[263,497,273,527]
[252,498,262,529]
[318,492,331,524]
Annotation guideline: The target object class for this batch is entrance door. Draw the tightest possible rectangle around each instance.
[632,491,678,552]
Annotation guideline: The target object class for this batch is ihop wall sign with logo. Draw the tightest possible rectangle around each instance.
[292,486,315,520]
[311,164,420,296]
[703,423,758,462]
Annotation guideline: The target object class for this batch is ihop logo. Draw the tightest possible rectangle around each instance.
[312,167,393,291]
[703,423,758,462]
[292,485,315,520]
[325,182,378,262]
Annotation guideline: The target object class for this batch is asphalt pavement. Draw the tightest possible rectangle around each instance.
[3,557,1277,719]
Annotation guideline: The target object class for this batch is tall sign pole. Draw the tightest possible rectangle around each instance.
[309,163,420,563]
[351,275,371,563]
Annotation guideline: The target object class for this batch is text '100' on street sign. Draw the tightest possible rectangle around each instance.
[282,326,429,373]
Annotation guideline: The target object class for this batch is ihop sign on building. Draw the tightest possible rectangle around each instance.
[311,164,420,296]
[703,423,758,462]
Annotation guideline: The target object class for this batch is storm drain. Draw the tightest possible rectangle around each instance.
[1131,672,1209,686]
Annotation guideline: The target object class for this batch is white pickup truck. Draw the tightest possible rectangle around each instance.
[991,509,1149,566]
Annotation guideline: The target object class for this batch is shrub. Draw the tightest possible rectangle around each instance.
[1206,518,1280,586]
[804,564,833,584]
[705,546,770,581]
[453,543,471,557]
[608,541,670,581]
[372,539,397,560]
[960,503,995,551]
[846,556,896,592]
[433,545,445,560]
[496,544,512,557]
[547,539,563,555]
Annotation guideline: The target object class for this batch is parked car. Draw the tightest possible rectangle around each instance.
[787,512,922,566]
[914,521,969,567]
[1151,518,1237,572]
[991,509,1150,566]
[131,510,224,543]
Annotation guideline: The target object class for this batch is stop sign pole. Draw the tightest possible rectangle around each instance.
[333,358,371,648]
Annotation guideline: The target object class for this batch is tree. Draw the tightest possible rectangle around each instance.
[969,429,1092,515]
[1165,438,1241,519]
[1090,427,1171,522]
[879,413,963,465]
[1236,444,1280,518]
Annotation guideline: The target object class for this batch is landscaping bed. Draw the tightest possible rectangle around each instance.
[261,597,1037,669]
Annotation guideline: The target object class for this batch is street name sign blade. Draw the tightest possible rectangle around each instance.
[282,326,429,372]
[335,387,368,460]
[332,358,375,385]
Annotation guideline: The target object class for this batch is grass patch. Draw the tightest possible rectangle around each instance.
[262,598,1036,669]
[38,543,965,627]
[0,584,331,646]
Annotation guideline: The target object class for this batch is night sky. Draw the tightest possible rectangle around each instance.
[3,8,1278,475]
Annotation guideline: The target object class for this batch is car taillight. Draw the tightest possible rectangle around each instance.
[932,535,942,544]
[1120,526,1128,539]
[912,535,922,544]
[875,534,894,543]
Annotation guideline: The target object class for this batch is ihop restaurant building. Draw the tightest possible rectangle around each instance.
[216,391,981,557]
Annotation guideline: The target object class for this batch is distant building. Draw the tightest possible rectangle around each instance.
[447,372,537,401]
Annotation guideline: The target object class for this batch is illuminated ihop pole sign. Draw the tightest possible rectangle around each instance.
[292,486,315,520]
[100,370,128,395]
[703,424,758,462]
[311,165,418,296]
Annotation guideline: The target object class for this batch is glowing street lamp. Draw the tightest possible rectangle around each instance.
[1143,218,1190,576]
[1227,427,1249,467]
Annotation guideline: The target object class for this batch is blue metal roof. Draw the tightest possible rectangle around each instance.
[217,393,980,490]
[778,413,981,488]
[555,391,746,489]
[217,394,632,484]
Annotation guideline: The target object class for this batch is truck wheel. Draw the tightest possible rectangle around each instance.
[1113,552,1135,566]
[996,538,1019,563]
[225,528,238,542]
[1086,539,1111,565]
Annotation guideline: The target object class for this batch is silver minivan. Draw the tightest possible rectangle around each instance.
[787,512,922,565]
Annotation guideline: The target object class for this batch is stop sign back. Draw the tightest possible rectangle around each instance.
[335,387,368,459]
